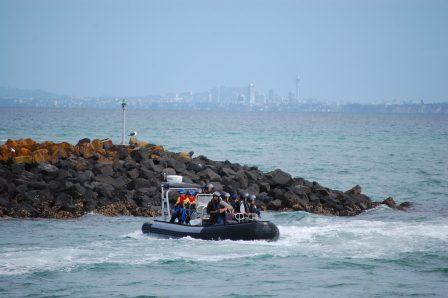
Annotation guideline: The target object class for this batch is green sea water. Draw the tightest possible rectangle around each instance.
[0,108,447,297]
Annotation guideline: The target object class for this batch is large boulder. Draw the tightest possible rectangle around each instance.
[167,158,187,173]
[187,161,204,172]
[91,139,104,151]
[197,168,221,181]
[77,138,91,146]
[37,163,58,174]
[266,169,292,186]
[79,143,95,159]
[382,197,396,208]
[32,149,50,164]
[346,185,362,196]
[130,148,149,162]
[268,199,282,211]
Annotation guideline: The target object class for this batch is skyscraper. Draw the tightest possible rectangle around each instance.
[295,74,300,103]
[247,83,255,107]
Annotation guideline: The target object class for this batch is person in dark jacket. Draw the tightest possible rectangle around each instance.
[239,192,250,214]
[229,194,239,211]
[203,183,214,194]
[206,192,231,225]
[248,195,261,217]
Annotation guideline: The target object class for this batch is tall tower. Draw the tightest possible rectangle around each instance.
[295,74,300,103]
[248,83,256,107]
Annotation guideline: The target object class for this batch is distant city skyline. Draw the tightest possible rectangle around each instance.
[1,0,448,103]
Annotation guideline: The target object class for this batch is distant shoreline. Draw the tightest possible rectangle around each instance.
[1,104,447,115]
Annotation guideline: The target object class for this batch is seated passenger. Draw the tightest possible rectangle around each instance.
[248,195,261,217]
[229,194,239,210]
[206,192,232,225]
[239,192,250,214]
[185,190,197,224]
[222,192,230,203]
[169,189,189,224]
[203,183,214,194]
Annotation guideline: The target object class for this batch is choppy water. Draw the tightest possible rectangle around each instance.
[1,108,447,297]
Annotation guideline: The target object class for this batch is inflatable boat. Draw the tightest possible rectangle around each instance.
[141,178,280,241]
[142,220,279,241]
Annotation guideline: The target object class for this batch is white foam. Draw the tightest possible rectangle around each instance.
[1,216,447,275]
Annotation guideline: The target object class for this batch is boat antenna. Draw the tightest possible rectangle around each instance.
[121,99,127,145]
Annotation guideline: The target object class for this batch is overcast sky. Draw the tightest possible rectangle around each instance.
[1,0,447,102]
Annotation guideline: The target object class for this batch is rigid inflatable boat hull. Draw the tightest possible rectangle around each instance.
[142,220,279,241]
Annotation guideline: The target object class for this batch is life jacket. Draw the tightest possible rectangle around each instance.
[176,194,189,206]
[188,194,197,205]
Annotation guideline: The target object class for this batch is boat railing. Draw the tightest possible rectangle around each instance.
[234,212,259,223]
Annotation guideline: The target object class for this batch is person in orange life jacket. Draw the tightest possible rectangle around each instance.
[248,195,261,217]
[206,192,232,225]
[169,189,189,224]
[185,189,197,224]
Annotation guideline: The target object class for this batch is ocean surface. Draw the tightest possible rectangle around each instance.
[0,108,447,297]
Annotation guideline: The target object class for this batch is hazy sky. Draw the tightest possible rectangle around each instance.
[1,0,447,102]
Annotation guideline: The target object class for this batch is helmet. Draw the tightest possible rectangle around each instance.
[223,192,230,198]
[250,194,256,201]
[242,192,249,199]
[178,189,185,194]
[230,194,238,200]
[212,191,221,197]
[206,183,214,189]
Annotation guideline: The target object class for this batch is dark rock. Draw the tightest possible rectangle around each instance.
[78,170,94,184]
[92,182,114,199]
[268,199,282,211]
[167,158,187,173]
[54,193,75,212]
[186,161,204,172]
[220,167,236,177]
[399,201,413,209]
[115,145,129,160]
[113,161,125,173]
[128,178,152,190]
[139,168,154,179]
[346,185,362,196]
[124,159,137,170]
[127,168,140,179]
[130,148,149,162]
[245,170,260,182]
[197,168,221,181]
[77,138,91,146]
[234,171,249,189]
[258,181,271,193]
[28,181,49,190]
[66,183,86,199]
[266,169,292,186]
[93,164,114,176]
[0,177,7,192]
[382,197,396,208]
[162,167,176,176]
[37,163,58,174]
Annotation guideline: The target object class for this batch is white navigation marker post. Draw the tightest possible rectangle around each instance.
[121,99,127,145]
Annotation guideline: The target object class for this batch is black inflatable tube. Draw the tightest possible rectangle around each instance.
[142,220,279,241]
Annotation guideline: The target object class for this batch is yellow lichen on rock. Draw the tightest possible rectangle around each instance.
[14,155,33,164]
[91,139,103,151]
[32,149,50,164]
